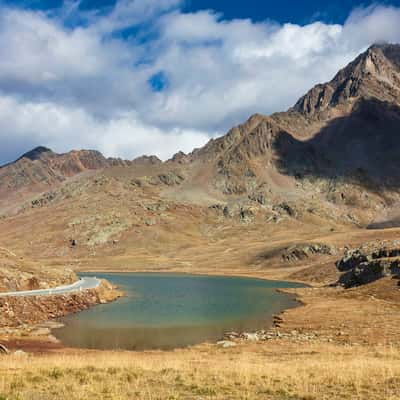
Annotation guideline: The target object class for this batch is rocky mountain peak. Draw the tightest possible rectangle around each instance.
[169,151,191,164]
[0,147,132,198]
[132,155,162,165]
[370,43,400,68]
[17,146,55,162]
[292,43,400,117]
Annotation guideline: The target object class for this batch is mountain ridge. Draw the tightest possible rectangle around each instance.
[2,43,400,223]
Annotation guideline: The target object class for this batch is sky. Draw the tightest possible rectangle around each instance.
[1,0,400,164]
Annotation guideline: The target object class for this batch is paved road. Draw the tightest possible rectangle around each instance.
[0,277,101,297]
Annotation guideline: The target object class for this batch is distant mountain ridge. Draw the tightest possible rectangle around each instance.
[0,147,129,192]
[2,43,400,221]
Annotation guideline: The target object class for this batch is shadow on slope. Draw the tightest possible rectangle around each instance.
[274,98,400,191]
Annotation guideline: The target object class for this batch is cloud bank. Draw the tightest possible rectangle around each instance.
[1,1,400,163]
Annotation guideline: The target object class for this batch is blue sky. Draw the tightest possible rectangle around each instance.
[187,0,400,23]
[7,0,400,23]
[0,0,400,163]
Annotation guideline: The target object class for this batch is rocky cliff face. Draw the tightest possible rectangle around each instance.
[187,44,400,205]
[292,44,400,118]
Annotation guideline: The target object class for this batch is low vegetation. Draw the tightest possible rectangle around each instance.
[1,343,400,400]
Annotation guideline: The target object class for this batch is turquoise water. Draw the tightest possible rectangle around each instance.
[55,273,305,350]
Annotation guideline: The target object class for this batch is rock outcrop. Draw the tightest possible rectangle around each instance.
[281,243,335,262]
[336,245,400,287]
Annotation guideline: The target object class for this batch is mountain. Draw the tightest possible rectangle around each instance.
[0,146,131,189]
[187,43,400,197]
[1,43,400,268]
[0,147,135,212]
[292,43,400,117]
[3,43,400,205]
[4,43,400,366]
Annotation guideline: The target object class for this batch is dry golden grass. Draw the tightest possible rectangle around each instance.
[1,343,400,400]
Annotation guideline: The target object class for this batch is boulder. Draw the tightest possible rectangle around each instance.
[336,245,400,287]
[241,332,260,341]
[273,202,297,218]
[157,172,184,186]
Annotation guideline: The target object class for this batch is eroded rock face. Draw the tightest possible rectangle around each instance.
[336,246,400,288]
[282,243,335,262]
[293,44,400,117]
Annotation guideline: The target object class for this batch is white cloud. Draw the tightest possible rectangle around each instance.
[0,1,400,164]
[0,95,209,162]
[92,0,183,34]
[343,5,400,46]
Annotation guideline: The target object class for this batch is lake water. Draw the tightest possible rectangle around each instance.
[55,272,305,350]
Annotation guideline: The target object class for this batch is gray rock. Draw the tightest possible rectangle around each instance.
[217,340,237,348]
[158,172,184,186]
[336,245,400,287]
[239,207,255,222]
[224,331,240,340]
[282,243,334,262]
[241,332,259,341]
[273,202,298,218]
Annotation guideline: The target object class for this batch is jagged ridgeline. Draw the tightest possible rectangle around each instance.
[1,43,400,229]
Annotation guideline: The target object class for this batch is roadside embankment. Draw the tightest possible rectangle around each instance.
[0,279,122,342]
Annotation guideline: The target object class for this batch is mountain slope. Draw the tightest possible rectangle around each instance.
[292,43,400,119]
[0,146,131,191]
[0,147,136,213]
[3,44,400,211]
[1,43,400,261]
[189,43,400,198]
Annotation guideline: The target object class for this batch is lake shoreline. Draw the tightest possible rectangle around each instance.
[1,271,308,353]
[54,272,305,351]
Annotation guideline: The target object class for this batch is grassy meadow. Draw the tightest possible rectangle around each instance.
[1,342,400,400]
